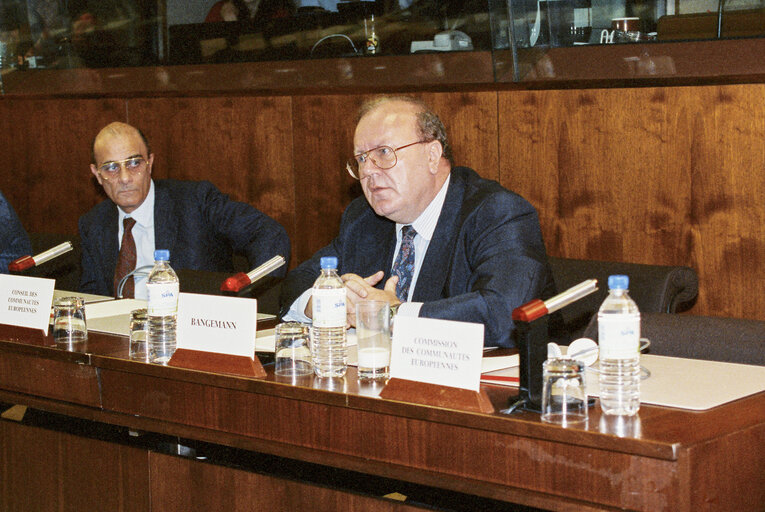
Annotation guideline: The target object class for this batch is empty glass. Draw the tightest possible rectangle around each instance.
[541,358,588,425]
[129,308,150,362]
[275,322,312,377]
[52,296,87,345]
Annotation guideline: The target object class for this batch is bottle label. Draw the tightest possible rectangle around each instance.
[312,287,346,328]
[147,282,179,316]
[598,314,640,359]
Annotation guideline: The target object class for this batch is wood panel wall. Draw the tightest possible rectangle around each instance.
[0,84,762,320]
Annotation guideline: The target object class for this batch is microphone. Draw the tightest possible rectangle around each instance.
[9,242,73,272]
[221,255,286,293]
[504,279,599,414]
[512,279,598,322]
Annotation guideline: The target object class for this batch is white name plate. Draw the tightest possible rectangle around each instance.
[176,293,257,358]
[390,316,484,392]
[0,274,55,334]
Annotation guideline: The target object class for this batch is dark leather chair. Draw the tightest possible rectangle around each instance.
[584,312,765,366]
[23,233,82,292]
[549,257,699,342]
[176,268,282,316]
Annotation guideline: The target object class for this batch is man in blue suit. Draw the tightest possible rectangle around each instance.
[0,190,32,274]
[79,122,290,299]
[280,96,555,347]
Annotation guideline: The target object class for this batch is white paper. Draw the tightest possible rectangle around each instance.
[176,293,257,358]
[0,274,55,333]
[481,354,519,373]
[481,353,765,411]
[390,316,484,392]
[587,354,765,411]
[85,298,147,319]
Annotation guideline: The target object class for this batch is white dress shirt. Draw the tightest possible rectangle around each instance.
[285,174,450,323]
[117,180,156,300]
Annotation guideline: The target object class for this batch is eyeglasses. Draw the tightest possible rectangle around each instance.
[346,140,430,180]
[97,156,147,179]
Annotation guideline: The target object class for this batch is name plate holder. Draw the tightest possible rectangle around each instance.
[168,348,266,378]
[379,316,494,414]
[167,292,266,378]
[380,378,495,414]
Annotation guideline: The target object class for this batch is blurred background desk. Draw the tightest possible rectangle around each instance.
[0,324,763,511]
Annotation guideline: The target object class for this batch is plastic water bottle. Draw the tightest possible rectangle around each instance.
[147,249,179,365]
[311,256,347,378]
[597,274,641,416]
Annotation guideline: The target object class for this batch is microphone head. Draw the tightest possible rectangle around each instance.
[221,272,251,292]
[8,255,35,272]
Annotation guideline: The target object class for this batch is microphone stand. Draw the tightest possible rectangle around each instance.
[503,279,598,413]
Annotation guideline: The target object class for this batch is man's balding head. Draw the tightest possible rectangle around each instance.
[90,122,154,214]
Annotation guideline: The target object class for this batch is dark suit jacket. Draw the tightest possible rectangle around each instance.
[0,190,32,274]
[79,179,290,296]
[280,167,555,347]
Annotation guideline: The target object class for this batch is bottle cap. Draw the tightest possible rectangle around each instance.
[320,256,338,269]
[607,274,629,290]
[154,249,170,261]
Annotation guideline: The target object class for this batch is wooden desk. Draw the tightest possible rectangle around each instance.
[0,324,763,511]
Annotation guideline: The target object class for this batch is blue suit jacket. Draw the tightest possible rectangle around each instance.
[280,167,556,347]
[0,191,32,274]
[79,179,290,296]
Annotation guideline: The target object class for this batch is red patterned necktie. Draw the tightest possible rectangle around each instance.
[392,225,417,301]
[113,217,137,298]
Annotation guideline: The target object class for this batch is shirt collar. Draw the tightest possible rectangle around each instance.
[118,180,155,228]
[397,173,450,242]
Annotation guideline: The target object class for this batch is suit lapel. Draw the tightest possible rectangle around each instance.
[103,204,119,287]
[412,173,464,302]
[153,181,177,255]
[354,215,396,283]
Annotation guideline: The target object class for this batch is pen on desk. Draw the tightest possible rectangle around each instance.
[481,375,520,383]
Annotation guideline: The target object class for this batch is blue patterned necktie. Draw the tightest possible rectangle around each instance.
[392,225,417,301]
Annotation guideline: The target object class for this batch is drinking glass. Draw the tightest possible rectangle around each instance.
[541,358,588,425]
[275,322,312,377]
[129,308,150,362]
[355,300,391,380]
[53,296,87,345]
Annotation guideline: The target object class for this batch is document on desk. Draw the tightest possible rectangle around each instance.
[481,353,765,410]
[85,298,275,338]
[85,298,147,335]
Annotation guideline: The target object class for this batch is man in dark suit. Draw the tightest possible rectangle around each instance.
[280,96,555,347]
[79,121,290,299]
[0,190,32,274]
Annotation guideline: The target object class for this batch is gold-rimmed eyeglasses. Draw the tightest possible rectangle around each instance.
[97,156,147,180]
[346,140,430,180]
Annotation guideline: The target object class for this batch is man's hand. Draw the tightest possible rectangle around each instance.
[342,271,400,327]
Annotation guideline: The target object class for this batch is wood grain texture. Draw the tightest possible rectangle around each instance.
[0,98,124,234]
[0,83,762,320]
[499,84,765,319]
[0,350,100,406]
[1,328,764,512]
[149,452,430,512]
[127,96,296,265]
[95,365,765,511]
[0,420,150,512]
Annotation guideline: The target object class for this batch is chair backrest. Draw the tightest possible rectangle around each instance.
[25,233,82,292]
[583,312,765,366]
[549,257,699,342]
[176,268,282,316]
